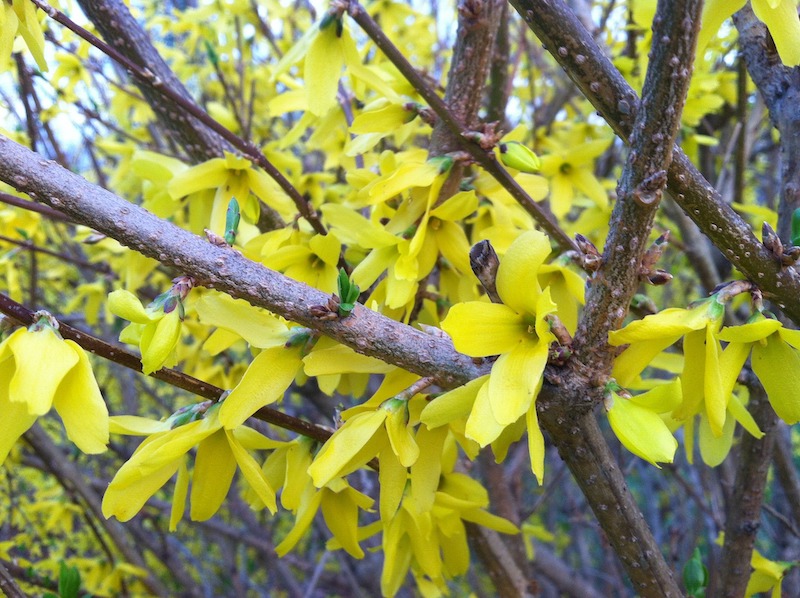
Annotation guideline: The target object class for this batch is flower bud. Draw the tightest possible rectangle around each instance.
[499,141,541,173]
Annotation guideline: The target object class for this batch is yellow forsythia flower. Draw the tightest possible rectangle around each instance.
[102,402,281,525]
[700,0,800,66]
[435,230,557,482]
[605,381,680,467]
[0,313,108,464]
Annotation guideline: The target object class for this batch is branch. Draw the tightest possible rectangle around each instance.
[23,424,171,597]
[0,292,334,444]
[347,1,577,254]
[733,5,800,244]
[573,0,702,372]
[0,561,26,598]
[50,0,296,232]
[0,136,488,390]
[716,387,777,597]
[509,0,800,327]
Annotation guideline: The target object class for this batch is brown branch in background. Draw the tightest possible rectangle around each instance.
[0,561,26,598]
[0,292,333,444]
[734,6,800,244]
[485,1,512,130]
[347,1,577,254]
[0,559,56,597]
[509,0,800,327]
[712,7,800,596]
[429,0,503,204]
[572,0,702,373]
[0,192,71,222]
[0,234,114,275]
[734,56,748,205]
[46,0,292,232]
[23,424,171,597]
[13,53,39,152]
[773,424,800,527]
[715,388,777,597]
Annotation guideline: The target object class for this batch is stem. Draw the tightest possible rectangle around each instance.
[716,388,777,597]
[45,0,299,232]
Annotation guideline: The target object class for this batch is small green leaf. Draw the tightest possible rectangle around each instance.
[336,269,359,316]
[58,561,82,598]
[203,39,219,67]
[224,197,241,245]
[792,208,800,246]
[683,547,708,597]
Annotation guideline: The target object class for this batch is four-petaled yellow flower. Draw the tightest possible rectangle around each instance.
[102,402,280,527]
[0,313,108,465]
[433,230,557,482]
[609,296,731,436]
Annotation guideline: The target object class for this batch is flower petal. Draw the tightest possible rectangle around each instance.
[496,230,550,314]
[420,375,487,429]
[0,366,37,466]
[464,382,506,446]
[442,302,524,356]
[190,430,236,521]
[752,335,800,424]
[53,341,109,454]
[226,429,278,513]
[9,328,78,415]
[308,410,388,487]
[219,345,302,429]
[607,393,678,467]
[488,338,549,426]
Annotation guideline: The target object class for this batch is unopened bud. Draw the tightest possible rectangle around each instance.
[499,141,541,173]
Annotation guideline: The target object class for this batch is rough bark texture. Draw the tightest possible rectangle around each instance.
[509,0,800,325]
[77,0,228,161]
[573,0,702,372]
[0,137,487,390]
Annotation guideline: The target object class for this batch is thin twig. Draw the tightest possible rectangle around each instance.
[0,292,334,443]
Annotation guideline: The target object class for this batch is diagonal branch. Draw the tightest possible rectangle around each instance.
[0,292,333,443]
[0,136,487,390]
[509,0,800,327]
[49,0,298,232]
[347,1,577,253]
[573,0,702,371]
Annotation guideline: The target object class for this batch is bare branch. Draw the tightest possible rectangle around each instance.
[0,136,488,390]
[509,0,800,326]
[573,0,703,372]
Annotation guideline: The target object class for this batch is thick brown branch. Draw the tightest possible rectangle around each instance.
[509,0,800,326]
[0,137,488,390]
[573,0,702,372]
[716,388,777,597]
